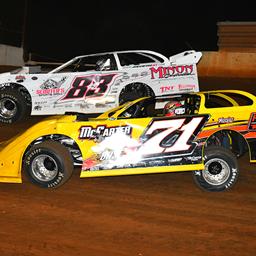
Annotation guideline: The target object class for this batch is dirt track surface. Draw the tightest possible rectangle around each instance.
[1,77,256,256]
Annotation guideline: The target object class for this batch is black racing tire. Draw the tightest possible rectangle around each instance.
[0,88,31,124]
[119,83,154,105]
[23,141,74,188]
[193,146,239,192]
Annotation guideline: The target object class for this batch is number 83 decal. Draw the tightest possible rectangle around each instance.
[139,115,208,156]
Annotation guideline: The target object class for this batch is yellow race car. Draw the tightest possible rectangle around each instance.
[0,89,255,191]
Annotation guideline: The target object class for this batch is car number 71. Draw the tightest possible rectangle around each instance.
[139,116,206,155]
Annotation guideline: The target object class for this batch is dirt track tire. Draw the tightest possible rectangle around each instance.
[23,141,74,188]
[119,83,153,105]
[0,88,31,124]
[193,146,239,192]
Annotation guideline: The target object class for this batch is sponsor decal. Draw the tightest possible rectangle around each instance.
[36,88,65,96]
[36,76,67,96]
[15,75,26,82]
[79,125,132,139]
[185,156,201,161]
[150,65,194,79]
[64,104,73,108]
[82,157,99,170]
[115,71,149,86]
[82,132,140,171]
[218,117,234,124]
[141,71,148,76]
[74,103,89,109]
[248,112,256,130]
[131,73,139,78]
[174,107,186,115]
[40,76,67,89]
[167,157,183,163]
[178,84,196,91]
[160,85,175,93]
[34,105,42,111]
[34,101,47,105]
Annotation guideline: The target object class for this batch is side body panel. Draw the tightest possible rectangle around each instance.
[0,61,200,116]
[0,118,59,183]
[51,115,208,178]
[197,91,256,161]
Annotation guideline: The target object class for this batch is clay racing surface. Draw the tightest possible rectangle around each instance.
[0,77,256,256]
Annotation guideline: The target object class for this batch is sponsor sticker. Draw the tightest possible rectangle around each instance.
[36,88,65,96]
[248,112,256,130]
[150,65,194,79]
[178,84,196,91]
[218,117,234,124]
[79,125,132,139]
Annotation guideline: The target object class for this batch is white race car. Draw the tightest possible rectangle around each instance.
[0,49,202,123]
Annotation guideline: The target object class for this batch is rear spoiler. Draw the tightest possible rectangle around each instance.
[169,50,202,65]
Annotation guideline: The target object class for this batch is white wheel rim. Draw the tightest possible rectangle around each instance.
[0,98,17,118]
[31,154,58,182]
[202,158,230,186]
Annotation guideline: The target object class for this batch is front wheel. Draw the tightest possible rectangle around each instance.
[193,146,239,192]
[23,141,74,188]
[0,88,31,123]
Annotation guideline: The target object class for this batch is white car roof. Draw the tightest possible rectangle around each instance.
[74,50,168,61]
[49,50,169,74]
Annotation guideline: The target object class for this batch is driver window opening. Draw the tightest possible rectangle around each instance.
[117,96,201,119]
[55,54,118,73]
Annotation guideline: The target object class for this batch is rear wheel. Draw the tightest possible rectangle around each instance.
[119,83,153,105]
[193,146,239,191]
[0,88,31,123]
[23,141,74,188]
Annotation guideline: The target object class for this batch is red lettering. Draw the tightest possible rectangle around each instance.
[185,65,193,74]
[150,65,194,79]
[150,67,163,79]
[167,66,175,76]
[176,66,185,74]
[160,86,174,93]
[36,88,65,95]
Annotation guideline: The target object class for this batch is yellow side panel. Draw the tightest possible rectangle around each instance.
[0,176,22,183]
[80,163,204,178]
[0,117,60,181]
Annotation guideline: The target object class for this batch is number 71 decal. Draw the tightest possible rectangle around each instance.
[139,115,208,156]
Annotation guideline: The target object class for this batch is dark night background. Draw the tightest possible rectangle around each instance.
[0,0,255,62]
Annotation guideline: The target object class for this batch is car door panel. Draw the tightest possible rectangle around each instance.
[79,115,208,177]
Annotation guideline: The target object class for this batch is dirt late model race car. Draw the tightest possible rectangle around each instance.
[0,49,202,124]
[1,89,255,191]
